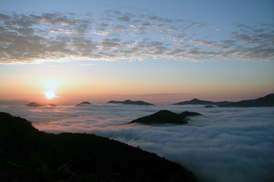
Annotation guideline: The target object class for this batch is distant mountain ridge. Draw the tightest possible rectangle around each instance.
[108,99,154,105]
[173,93,274,107]
[173,98,233,106]
[219,93,274,107]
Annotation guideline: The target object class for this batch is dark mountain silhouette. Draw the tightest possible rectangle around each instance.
[0,112,196,182]
[219,93,274,107]
[173,94,274,107]
[26,102,57,107]
[173,98,232,105]
[108,99,154,105]
[76,101,91,106]
[174,98,213,105]
[26,102,44,107]
[129,110,201,125]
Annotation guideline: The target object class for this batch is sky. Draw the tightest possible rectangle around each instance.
[0,0,273,104]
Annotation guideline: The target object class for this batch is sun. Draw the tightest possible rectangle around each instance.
[43,88,57,99]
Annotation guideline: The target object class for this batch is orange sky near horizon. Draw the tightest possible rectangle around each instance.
[1,60,272,105]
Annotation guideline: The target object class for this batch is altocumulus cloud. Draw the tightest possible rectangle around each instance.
[0,10,273,63]
[0,104,273,182]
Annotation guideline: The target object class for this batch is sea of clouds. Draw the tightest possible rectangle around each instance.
[1,104,273,182]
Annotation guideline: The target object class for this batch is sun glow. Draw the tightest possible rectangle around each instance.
[43,88,57,99]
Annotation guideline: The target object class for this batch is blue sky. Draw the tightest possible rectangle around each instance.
[0,0,273,104]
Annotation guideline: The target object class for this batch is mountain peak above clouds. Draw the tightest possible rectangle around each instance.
[108,100,154,105]
[26,102,44,107]
[129,110,201,125]
[76,101,91,106]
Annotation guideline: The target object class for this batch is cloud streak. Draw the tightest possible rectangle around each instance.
[0,104,273,182]
[0,11,273,63]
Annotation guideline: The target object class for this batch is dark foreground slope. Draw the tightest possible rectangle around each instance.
[0,112,196,182]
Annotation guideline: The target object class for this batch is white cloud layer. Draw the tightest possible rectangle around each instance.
[0,10,273,63]
[0,104,273,182]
